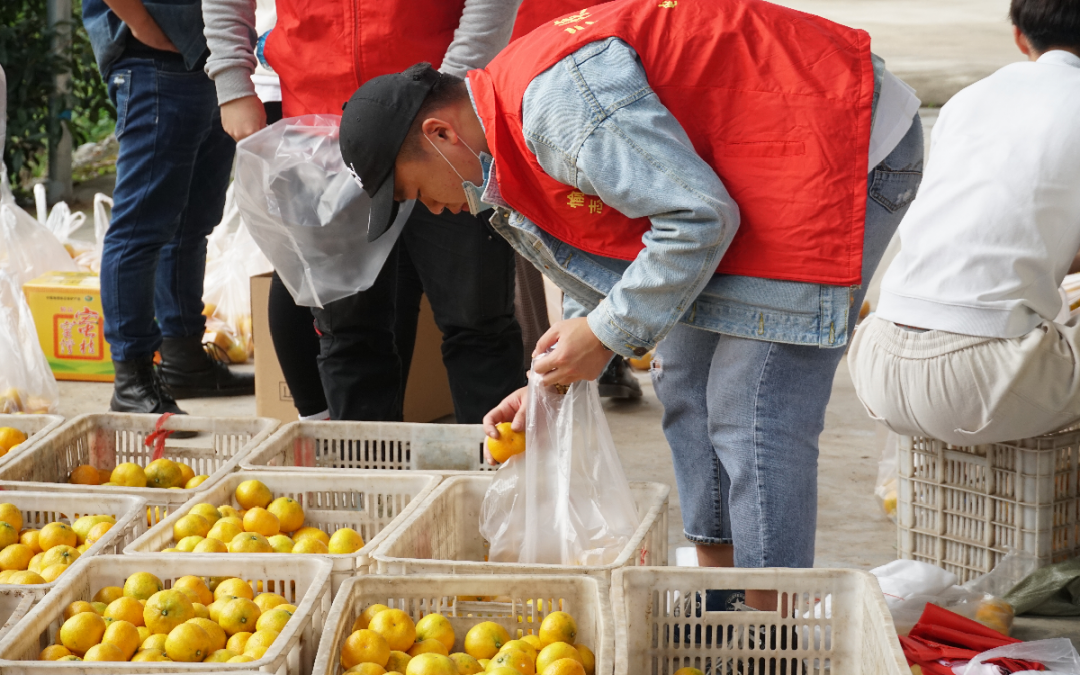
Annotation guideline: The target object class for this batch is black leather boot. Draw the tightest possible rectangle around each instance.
[158,336,255,399]
[110,357,187,415]
[598,355,643,399]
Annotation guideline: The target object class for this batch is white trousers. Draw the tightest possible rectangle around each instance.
[848,315,1080,445]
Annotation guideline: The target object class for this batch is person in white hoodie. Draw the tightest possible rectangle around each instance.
[848,0,1080,446]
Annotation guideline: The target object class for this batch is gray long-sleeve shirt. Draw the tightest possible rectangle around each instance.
[202,0,523,105]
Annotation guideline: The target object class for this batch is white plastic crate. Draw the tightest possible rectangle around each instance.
[0,413,279,525]
[611,567,906,675]
[0,491,148,599]
[0,554,333,675]
[125,470,441,593]
[0,594,34,642]
[0,415,63,468]
[898,429,1080,583]
[311,574,612,675]
[240,421,494,473]
[373,475,669,577]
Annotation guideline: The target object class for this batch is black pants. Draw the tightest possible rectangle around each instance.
[310,204,525,423]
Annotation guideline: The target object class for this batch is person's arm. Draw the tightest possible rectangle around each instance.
[439,0,523,77]
[102,0,177,52]
[202,0,264,141]
[526,40,739,381]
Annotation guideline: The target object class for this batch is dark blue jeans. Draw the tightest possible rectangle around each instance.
[101,57,234,361]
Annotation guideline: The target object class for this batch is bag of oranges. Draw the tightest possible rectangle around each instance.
[480,358,640,566]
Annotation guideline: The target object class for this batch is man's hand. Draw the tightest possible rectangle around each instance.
[221,96,267,142]
[482,386,528,465]
[103,0,178,52]
[532,317,612,387]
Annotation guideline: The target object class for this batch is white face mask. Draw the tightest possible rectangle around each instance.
[425,134,495,214]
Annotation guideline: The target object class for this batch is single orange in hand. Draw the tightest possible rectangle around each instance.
[486,422,525,463]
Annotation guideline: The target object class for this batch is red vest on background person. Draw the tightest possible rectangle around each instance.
[469,0,875,287]
[265,0,599,118]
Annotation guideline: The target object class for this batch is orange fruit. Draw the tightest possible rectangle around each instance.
[189,503,222,526]
[72,515,114,544]
[39,645,72,660]
[60,611,106,655]
[539,612,577,646]
[387,650,413,673]
[86,521,113,544]
[97,467,113,484]
[268,497,305,533]
[368,608,416,652]
[404,653,458,675]
[205,648,239,662]
[266,534,294,553]
[55,655,82,662]
[188,617,227,651]
[574,644,595,675]
[229,531,274,553]
[94,585,124,604]
[464,621,511,659]
[486,422,525,463]
[165,622,212,662]
[105,596,145,626]
[193,537,229,553]
[64,601,97,621]
[346,664,389,675]
[37,522,76,551]
[329,527,364,554]
[228,654,255,663]
[111,462,147,487]
[124,571,163,600]
[41,544,79,568]
[40,563,71,582]
[145,458,183,489]
[177,462,195,486]
[83,642,125,661]
[218,597,261,636]
[490,648,535,675]
[672,668,705,675]
[174,576,214,605]
[144,589,195,634]
[448,652,483,674]
[408,639,449,657]
[8,570,45,584]
[186,475,210,489]
[69,465,100,485]
[254,593,288,613]
[0,503,23,532]
[242,628,279,659]
[243,507,280,537]
[192,603,210,619]
[353,603,389,632]
[0,427,27,453]
[256,607,292,634]
[415,613,455,652]
[131,648,168,661]
[0,543,34,571]
[19,529,40,553]
[226,631,252,653]
[206,519,244,543]
[102,619,141,659]
[292,537,329,554]
[235,480,273,510]
[541,659,587,675]
[218,505,242,519]
[0,523,18,551]
[173,513,211,541]
[500,640,538,662]
[141,633,168,652]
[341,629,390,669]
[293,526,330,546]
[536,643,582,674]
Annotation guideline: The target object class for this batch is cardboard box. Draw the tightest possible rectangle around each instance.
[251,272,454,424]
[22,271,114,382]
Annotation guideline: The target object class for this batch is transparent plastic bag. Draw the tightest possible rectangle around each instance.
[960,638,1080,674]
[72,194,112,273]
[479,364,641,566]
[233,114,413,308]
[876,431,899,522]
[0,167,77,286]
[0,271,59,414]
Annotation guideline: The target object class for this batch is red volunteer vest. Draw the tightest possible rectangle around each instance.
[265,0,596,117]
[469,0,875,286]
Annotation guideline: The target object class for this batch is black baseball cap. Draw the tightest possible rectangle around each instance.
[340,64,441,241]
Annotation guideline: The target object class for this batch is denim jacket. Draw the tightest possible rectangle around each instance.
[479,38,894,358]
[83,0,208,75]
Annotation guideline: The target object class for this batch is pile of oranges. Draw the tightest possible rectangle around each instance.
[0,505,115,584]
[161,479,365,555]
[40,573,295,663]
[339,605,594,675]
[68,457,209,490]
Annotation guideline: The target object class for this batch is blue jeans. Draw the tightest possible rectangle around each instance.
[652,115,924,568]
[100,57,234,361]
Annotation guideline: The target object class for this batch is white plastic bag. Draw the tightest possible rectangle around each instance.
[71,194,112,273]
[233,114,413,308]
[479,365,641,566]
[0,169,78,286]
[0,271,59,414]
[876,431,899,521]
[959,638,1080,675]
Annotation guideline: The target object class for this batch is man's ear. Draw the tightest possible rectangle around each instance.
[420,116,459,145]
[1014,26,1034,59]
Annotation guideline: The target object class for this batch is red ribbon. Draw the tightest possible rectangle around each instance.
[144,412,177,461]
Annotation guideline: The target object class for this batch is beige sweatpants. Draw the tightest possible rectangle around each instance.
[847,315,1080,445]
